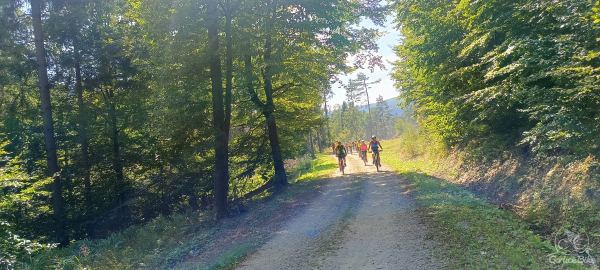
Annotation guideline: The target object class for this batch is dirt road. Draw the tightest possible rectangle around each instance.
[237,154,446,270]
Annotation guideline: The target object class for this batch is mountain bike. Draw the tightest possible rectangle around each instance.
[361,151,368,165]
[372,150,382,172]
[338,156,346,174]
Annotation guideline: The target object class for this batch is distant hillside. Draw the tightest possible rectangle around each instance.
[357,97,404,117]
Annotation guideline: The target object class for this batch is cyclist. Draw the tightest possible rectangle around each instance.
[359,140,368,164]
[368,136,383,168]
[335,141,347,173]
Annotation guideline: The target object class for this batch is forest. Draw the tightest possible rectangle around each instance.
[393,0,599,261]
[328,72,401,143]
[0,0,387,263]
[1,0,599,268]
[394,0,599,158]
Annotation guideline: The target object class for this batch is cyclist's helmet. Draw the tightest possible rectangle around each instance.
[371,136,377,139]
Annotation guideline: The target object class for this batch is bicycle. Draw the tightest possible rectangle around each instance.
[371,150,382,172]
[338,156,346,174]
[360,150,368,165]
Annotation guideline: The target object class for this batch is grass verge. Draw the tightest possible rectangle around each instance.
[293,154,338,182]
[381,137,589,269]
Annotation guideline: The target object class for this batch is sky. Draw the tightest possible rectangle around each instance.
[330,16,401,106]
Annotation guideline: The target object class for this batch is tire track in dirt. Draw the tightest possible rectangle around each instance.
[237,154,445,270]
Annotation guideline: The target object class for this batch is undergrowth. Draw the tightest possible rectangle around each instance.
[381,135,594,269]
[17,154,336,270]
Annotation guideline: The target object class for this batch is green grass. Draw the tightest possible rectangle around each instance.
[294,154,338,182]
[203,242,256,270]
[381,137,589,269]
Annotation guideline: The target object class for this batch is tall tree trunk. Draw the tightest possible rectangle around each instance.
[224,7,233,132]
[106,91,127,218]
[362,78,373,136]
[223,7,234,211]
[243,51,287,187]
[340,108,344,129]
[31,0,67,245]
[322,90,331,149]
[262,34,288,187]
[308,130,316,158]
[315,129,323,153]
[74,42,92,214]
[207,0,229,219]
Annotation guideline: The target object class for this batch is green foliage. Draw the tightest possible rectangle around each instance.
[1,0,387,262]
[0,141,54,268]
[381,137,588,269]
[329,72,399,142]
[393,0,600,157]
[373,95,396,139]
[329,99,398,142]
[0,221,54,269]
[16,154,335,269]
[393,2,600,264]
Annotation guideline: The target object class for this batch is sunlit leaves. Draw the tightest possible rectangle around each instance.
[393,0,600,157]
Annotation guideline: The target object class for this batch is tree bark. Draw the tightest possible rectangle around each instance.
[322,90,331,150]
[224,6,233,132]
[31,0,67,245]
[362,78,373,136]
[74,41,92,213]
[243,51,287,187]
[223,6,234,209]
[262,34,288,187]
[105,90,127,221]
[207,0,229,219]
[308,130,316,158]
[315,129,323,153]
[244,54,263,107]
[108,96,124,199]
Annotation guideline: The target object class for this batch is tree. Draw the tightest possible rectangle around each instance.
[374,95,395,139]
[207,0,230,219]
[344,78,363,107]
[319,85,334,149]
[393,0,600,157]
[54,0,94,217]
[0,0,388,255]
[73,24,92,215]
[30,0,67,245]
[348,72,380,137]
[241,0,386,187]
